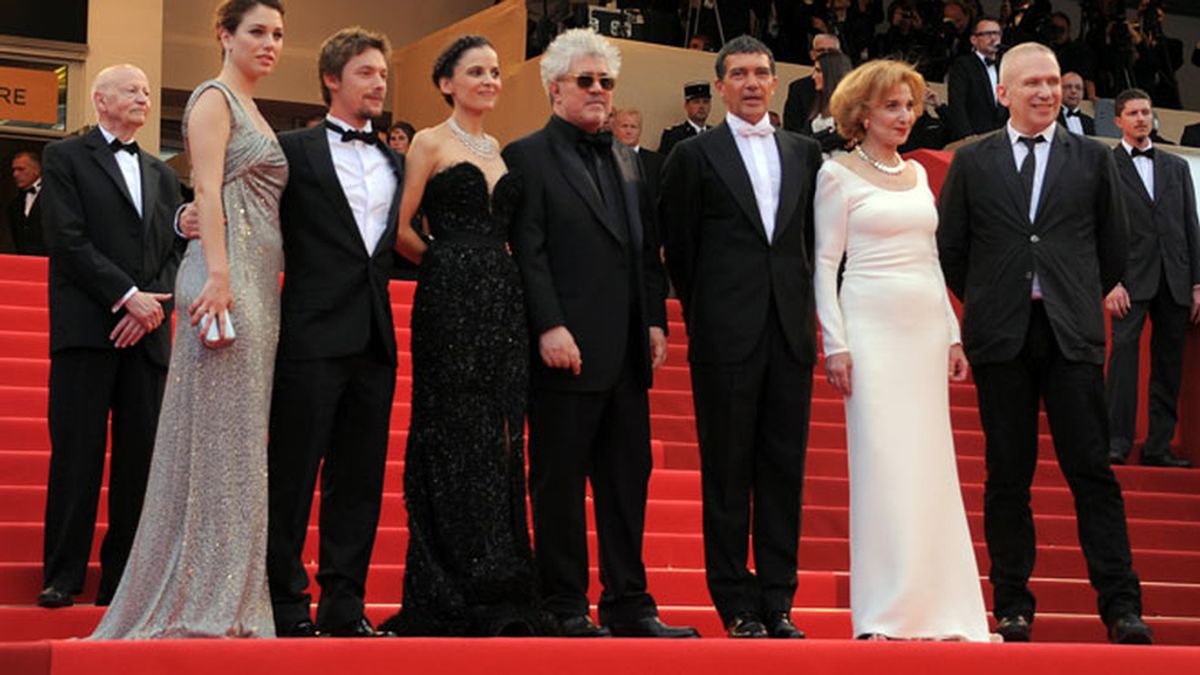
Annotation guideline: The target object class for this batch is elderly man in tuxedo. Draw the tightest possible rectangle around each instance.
[945,16,1008,141]
[1057,72,1095,135]
[38,64,183,609]
[6,151,45,255]
[1104,88,1199,469]
[938,42,1152,644]
[504,28,697,639]
[660,35,821,640]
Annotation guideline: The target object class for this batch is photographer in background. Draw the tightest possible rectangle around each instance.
[871,0,940,80]
[1131,0,1183,109]
[1050,11,1097,101]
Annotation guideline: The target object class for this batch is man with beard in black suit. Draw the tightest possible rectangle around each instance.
[658,81,711,158]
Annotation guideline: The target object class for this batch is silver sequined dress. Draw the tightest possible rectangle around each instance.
[90,80,287,639]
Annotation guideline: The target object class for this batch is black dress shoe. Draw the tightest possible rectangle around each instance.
[322,617,394,638]
[764,613,806,639]
[37,587,73,608]
[1108,614,1153,644]
[280,619,319,637]
[1140,451,1192,468]
[995,615,1031,642]
[726,614,768,638]
[557,614,612,637]
[606,616,700,638]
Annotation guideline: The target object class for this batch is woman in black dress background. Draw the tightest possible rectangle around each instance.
[381,35,541,636]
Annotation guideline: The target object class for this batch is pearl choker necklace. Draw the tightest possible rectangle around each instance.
[448,116,497,159]
[855,145,905,175]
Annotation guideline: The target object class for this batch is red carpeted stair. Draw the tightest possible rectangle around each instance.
[1,242,1198,673]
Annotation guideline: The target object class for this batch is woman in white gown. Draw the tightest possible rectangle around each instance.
[812,59,991,641]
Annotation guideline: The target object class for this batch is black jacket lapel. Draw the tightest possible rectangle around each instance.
[301,126,364,254]
[1033,126,1070,228]
[701,123,768,242]
[614,145,643,251]
[1114,146,1154,207]
[773,132,801,244]
[138,152,159,230]
[87,130,138,217]
[990,131,1029,224]
[547,123,622,243]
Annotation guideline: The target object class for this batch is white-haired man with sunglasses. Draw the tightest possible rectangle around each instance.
[503,28,698,639]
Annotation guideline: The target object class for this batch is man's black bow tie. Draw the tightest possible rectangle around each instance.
[984,58,997,67]
[325,121,378,145]
[109,138,139,155]
[1131,147,1155,159]
[579,130,613,150]
[1064,108,1081,118]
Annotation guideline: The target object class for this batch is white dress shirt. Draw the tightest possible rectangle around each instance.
[726,112,782,242]
[975,51,999,104]
[1007,120,1057,299]
[325,115,397,255]
[23,179,40,217]
[1121,139,1155,199]
[98,125,144,311]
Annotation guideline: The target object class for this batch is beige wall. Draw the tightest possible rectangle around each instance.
[85,0,166,153]
[162,0,493,106]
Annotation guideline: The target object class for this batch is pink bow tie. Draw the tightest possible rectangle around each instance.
[737,124,773,138]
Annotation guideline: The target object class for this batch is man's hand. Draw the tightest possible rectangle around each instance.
[649,326,668,369]
[109,313,147,348]
[824,352,853,397]
[1105,283,1131,319]
[179,202,201,239]
[540,325,582,375]
[1191,287,1200,324]
[124,291,172,331]
[949,343,970,382]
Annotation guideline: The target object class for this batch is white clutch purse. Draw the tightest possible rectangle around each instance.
[198,310,236,349]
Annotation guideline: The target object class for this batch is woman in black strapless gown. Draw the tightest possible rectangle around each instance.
[379,35,543,636]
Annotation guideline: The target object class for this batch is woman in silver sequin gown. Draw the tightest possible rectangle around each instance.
[90,1,287,639]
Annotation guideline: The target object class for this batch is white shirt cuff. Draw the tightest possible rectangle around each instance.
[113,286,139,313]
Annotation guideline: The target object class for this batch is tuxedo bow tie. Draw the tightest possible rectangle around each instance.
[578,130,613,150]
[736,124,774,138]
[109,138,139,155]
[1064,108,1081,118]
[984,58,997,67]
[1131,147,1155,159]
[325,121,379,145]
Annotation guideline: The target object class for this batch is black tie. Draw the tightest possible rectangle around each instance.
[579,130,614,150]
[325,121,378,145]
[110,138,139,155]
[984,58,997,67]
[1018,135,1045,215]
[1131,147,1155,159]
[1064,108,1080,118]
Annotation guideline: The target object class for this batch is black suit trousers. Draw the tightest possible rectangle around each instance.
[974,302,1142,623]
[1106,278,1190,459]
[689,309,812,624]
[527,344,657,625]
[266,340,395,631]
[44,346,165,597]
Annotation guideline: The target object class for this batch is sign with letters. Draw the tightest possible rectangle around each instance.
[0,65,59,125]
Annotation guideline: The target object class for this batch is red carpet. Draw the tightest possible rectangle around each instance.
[3,173,1200,675]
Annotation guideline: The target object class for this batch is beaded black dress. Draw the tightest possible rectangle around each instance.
[380,162,541,636]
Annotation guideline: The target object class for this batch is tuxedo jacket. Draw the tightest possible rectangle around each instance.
[1112,145,1200,305]
[1057,107,1096,136]
[276,126,403,366]
[6,191,46,255]
[637,147,665,202]
[659,122,822,366]
[938,126,1128,366]
[782,76,817,134]
[1181,123,1200,148]
[40,128,183,368]
[658,121,705,159]
[945,53,1008,141]
[504,115,668,393]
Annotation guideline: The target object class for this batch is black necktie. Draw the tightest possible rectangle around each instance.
[1018,135,1045,215]
[110,138,139,155]
[1131,147,1155,159]
[325,121,378,145]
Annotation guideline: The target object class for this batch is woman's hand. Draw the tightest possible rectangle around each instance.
[825,352,853,396]
[949,343,970,382]
[188,271,233,340]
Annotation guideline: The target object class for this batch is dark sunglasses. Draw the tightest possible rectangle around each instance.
[563,73,616,91]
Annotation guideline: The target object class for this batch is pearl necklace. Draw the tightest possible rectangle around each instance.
[448,116,497,159]
[855,145,905,175]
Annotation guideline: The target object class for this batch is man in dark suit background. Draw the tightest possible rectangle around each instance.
[6,151,46,255]
[782,33,840,133]
[611,107,664,202]
[38,64,182,609]
[265,28,401,638]
[945,16,1007,141]
[1181,123,1200,148]
[1104,88,1198,469]
[938,43,1151,644]
[1057,71,1095,136]
[660,35,821,640]
[658,81,711,158]
[505,28,696,639]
